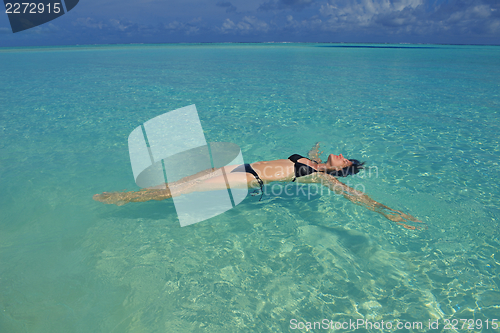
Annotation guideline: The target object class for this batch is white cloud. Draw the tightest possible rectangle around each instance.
[164,21,200,35]
[221,18,236,31]
[110,19,130,32]
[219,16,269,34]
[319,3,336,17]
[73,17,106,30]
[319,0,423,22]
[315,0,496,37]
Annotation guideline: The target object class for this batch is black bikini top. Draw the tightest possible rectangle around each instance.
[288,154,319,181]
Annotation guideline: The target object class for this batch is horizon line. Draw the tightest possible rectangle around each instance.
[1,41,499,50]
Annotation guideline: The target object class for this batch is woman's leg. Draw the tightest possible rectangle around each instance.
[93,165,254,206]
[190,171,257,192]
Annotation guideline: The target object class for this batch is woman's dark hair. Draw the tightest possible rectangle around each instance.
[327,159,365,177]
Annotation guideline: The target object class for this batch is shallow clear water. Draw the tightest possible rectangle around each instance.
[1,44,499,332]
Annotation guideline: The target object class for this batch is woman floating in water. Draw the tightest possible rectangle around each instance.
[94,143,423,229]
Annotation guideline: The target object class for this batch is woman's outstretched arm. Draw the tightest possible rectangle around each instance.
[313,173,425,229]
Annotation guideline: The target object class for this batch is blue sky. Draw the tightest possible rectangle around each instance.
[1,0,499,46]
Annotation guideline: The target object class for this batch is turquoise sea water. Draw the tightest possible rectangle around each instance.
[1,44,499,332]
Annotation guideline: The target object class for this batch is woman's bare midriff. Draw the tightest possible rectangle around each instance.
[251,159,296,182]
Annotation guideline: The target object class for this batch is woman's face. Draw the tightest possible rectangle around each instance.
[327,154,352,170]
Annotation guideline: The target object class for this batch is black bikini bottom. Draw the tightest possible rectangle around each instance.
[230,164,264,200]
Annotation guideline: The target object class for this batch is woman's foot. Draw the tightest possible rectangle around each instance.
[93,192,127,206]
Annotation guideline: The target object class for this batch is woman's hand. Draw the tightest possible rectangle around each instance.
[308,142,323,163]
[381,210,426,230]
